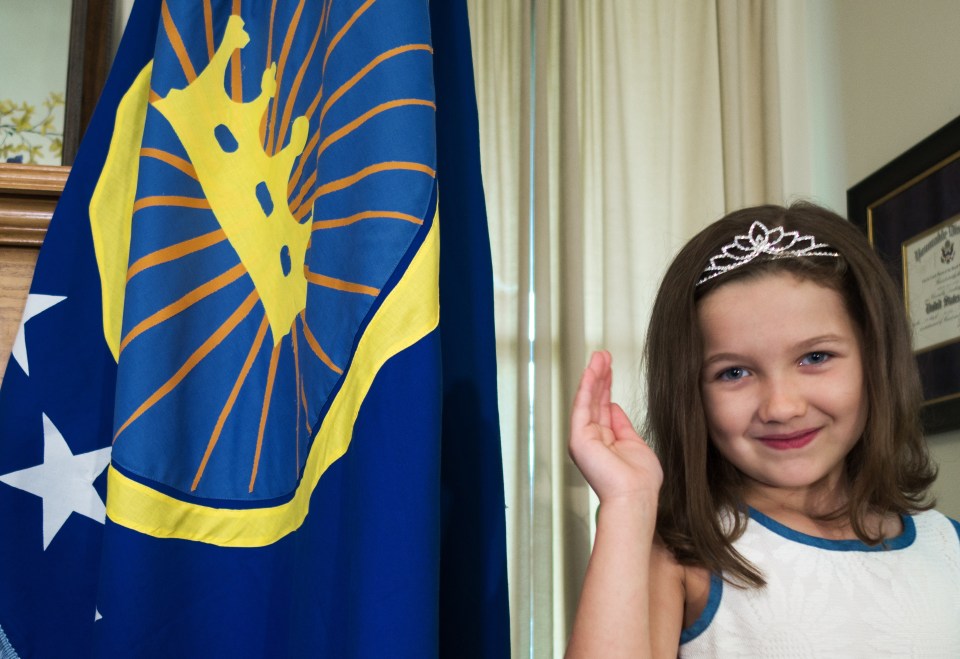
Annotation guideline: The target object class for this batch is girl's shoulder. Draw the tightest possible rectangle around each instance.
[680,562,712,630]
[648,536,712,637]
[912,508,960,546]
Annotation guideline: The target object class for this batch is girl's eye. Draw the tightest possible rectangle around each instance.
[717,366,749,381]
[800,351,832,366]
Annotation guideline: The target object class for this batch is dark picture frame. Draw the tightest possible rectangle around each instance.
[0,0,115,248]
[63,0,116,166]
[848,114,960,434]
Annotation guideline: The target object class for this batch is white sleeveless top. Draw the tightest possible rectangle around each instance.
[679,509,960,658]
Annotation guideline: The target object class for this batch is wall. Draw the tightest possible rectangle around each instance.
[799,0,960,517]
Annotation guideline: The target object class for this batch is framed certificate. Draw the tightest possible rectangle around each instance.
[849,114,960,434]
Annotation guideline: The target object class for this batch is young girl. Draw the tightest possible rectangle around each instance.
[566,203,960,657]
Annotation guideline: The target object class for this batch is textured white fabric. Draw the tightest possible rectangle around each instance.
[680,509,960,658]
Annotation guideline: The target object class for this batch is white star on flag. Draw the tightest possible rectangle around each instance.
[12,294,67,376]
[0,414,111,549]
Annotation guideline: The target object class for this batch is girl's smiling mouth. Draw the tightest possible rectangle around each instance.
[757,428,820,450]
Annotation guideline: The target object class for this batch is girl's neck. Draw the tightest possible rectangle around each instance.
[744,478,853,539]
[743,481,901,541]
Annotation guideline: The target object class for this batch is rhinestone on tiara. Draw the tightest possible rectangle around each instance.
[696,221,840,286]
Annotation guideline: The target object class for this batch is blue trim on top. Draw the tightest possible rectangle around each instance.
[950,517,960,546]
[748,507,915,551]
[679,572,723,645]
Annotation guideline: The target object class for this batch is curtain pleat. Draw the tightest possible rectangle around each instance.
[717,0,784,206]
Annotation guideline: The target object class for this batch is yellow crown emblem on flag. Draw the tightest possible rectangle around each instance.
[153,16,311,346]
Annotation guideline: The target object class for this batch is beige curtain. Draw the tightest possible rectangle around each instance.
[467,1,784,656]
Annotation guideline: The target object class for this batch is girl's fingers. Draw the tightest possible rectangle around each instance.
[571,354,605,431]
[573,354,608,421]
[610,403,642,443]
[597,352,612,428]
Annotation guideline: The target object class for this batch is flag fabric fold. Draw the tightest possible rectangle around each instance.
[0,0,508,656]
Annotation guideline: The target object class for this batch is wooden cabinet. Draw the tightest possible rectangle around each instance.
[0,165,66,383]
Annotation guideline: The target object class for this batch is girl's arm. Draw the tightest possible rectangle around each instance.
[565,351,678,658]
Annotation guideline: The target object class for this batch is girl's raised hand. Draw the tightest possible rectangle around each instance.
[568,351,663,503]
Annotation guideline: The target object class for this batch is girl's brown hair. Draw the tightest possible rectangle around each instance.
[644,202,937,587]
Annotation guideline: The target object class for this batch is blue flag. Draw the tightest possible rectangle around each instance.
[0,0,508,656]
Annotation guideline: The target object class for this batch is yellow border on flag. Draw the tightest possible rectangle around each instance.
[106,208,440,547]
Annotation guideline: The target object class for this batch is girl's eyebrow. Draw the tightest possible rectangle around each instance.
[701,352,746,368]
[794,334,849,350]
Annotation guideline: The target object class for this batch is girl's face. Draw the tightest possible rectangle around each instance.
[697,271,868,501]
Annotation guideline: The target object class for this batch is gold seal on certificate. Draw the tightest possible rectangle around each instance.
[904,213,960,353]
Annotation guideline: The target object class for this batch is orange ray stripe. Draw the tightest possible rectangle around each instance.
[203,0,215,59]
[261,0,280,149]
[249,341,282,492]
[133,196,211,213]
[291,320,301,473]
[127,229,228,282]
[114,289,261,442]
[267,0,306,155]
[312,210,423,230]
[266,0,278,67]
[150,90,162,104]
[289,171,317,210]
[191,314,269,491]
[230,0,243,102]
[305,79,325,119]
[305,268,379,297]
[294,161,436,221]
[320,99,435,161]
[231,51,243,102]
[288,99,435,208]
[285,81,328,194]
[120,263,247,353]
[320,0,333,37]
[322,0,376,76]
[296,312,314,434]
[274,11,323,158]
[301,378,312,435]
[282,0,333,204]
[287,129,321,196]
[300,315,343,374]
[318,44,433,133]
[161,0,197,83]
[141,147,199,180]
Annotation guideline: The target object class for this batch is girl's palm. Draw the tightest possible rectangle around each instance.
[569,351,663,502]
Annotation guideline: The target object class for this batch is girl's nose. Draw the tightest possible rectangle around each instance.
[757,378,806,423]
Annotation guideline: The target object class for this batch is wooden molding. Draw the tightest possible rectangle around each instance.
[0,164,69,248]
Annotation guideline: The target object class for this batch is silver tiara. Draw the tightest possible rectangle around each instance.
[697,221,839,286]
